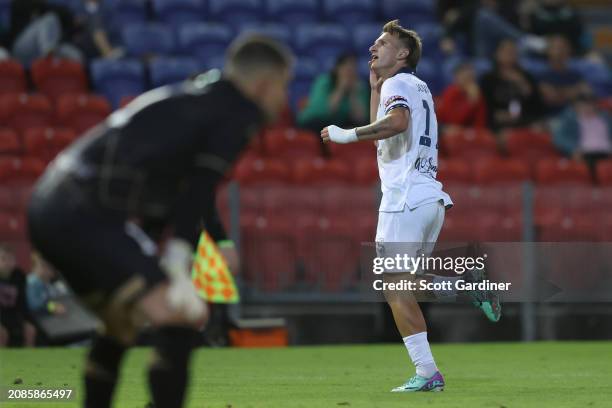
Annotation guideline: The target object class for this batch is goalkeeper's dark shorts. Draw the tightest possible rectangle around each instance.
[27,173,167,312]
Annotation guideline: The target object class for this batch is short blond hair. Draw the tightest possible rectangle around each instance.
[382,20,422,70]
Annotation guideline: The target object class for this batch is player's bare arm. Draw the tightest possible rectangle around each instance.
[320,107,409,144]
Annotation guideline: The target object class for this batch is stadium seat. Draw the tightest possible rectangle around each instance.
[240,214,298,291]
[208,0,264,26]
[266,0,320,25]
[538,214,602,241]
[260,185,320,216]
[0,157,46,185]
[0,60,27,95]
[381,0,437,25]
[295,24,350,67]
[0,129,20,155]
[152,0,206,25]
[353,24,384,54]
[473,158,530,184]
[123,23,175,58]
[535,158,590,185]
[320,185,377,215]
[31,58,88,101]
[437,158,472,185]
[178,23,233,66]
[234,157,291,186]
[0,211,27,240]
[480,213,523,241]
[23,127,76,162]
[415,58,444,95]
[0,186,18,211]
[239,23,293,46]
[323,0,377,25]
[0,0,10,28]
[297,215,359,291]
[442,128,498,160]
[149,57,201,88]
[414,23,444,58]
[90,59,146,108]
[103,0,148,41]
[353,157,379,185]
[0,94,53,135]
[263,128,321,160]
[596,159,612,185]
[329,140,376,161]
[438,210,484,242]
[506,128,558,163]
[292,158,351,185]
[290,57,320,111]
[56,94,111,134]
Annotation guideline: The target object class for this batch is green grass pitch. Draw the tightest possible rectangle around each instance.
[1,342,611,407]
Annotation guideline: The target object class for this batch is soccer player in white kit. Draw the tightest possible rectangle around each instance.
[321,20,500,392]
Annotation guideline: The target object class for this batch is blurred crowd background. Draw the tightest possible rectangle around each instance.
[1,0,612,347]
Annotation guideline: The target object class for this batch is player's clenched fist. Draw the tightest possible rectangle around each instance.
[320,125,358,144]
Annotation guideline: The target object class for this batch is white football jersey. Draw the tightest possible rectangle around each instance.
[376,70,452,212]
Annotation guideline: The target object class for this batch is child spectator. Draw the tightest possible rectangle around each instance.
[437,62,487,129]
[26,252,66,316]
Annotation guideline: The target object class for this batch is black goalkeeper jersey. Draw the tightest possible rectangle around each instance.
[38,73,263,246]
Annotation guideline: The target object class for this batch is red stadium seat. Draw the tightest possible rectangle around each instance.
[0,211,27,240]
[31,58,88,101]
[0,60,27,95]
[321,185,377,215]
[0,157,46,184]
[0,128,21,154]
[438,210,485,242]
[263,127,321,160]
[353,157,379,185]
[23,127,77,162]
[56,94,111,134]
[292,157,351,185]
[506,128,558,162]
[0,93,53,134]
[535,158,590,185]
[261,185,321,216]
[473,158,530,184]
[596,159,612,185]
[538,213,602,241]
[437,158,471,185]
[0,187,18,210]
[442,128,498,159]
[234,157,291,186]
[329,140,376,161]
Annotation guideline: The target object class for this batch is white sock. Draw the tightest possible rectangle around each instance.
[432,275,459,299]
[403,332,438,378]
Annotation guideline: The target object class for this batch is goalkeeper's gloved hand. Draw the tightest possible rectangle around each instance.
[159,238,206,322]
[327,125,358,144]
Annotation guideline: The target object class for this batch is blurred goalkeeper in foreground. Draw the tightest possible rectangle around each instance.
[27,35,292,408]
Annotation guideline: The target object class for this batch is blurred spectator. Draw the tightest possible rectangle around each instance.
[72,0,123,60]
[297,53,369,132]
[437,62,487,129]
[438,0,546,58]
[0,245,35,347]
[538,35,591,115]
[552,91,612,178]
[480,39,543,131]
[26,252,66,316]
[526,0,585,55]
[8,0,83,66]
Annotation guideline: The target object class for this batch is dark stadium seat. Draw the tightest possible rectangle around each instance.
[239,23,293,47]
[240,214,298,292]
[596,159,612,185]
[266,0,320,25]
[0,60,27,95]
[353,24,384,53]
[177,23,233,66]
[90,59,146,108]
[415,58,444,95]
[381,0,437,25]
[473,158,530,184]
[263,128,321,160]
[323,0,377,25]
[23,127,77,162]
[56,94,111,134]
[104,0,148,40]
[535,158,591,185]
[295,24,350,67]
[123,23,175,58]
[152,0,206,25]
[0,0,10,28]
[329,139,376,161]
[353,156,379,185]
[506,128,558,163]
[31,58,88,101]
[437,158,472,185]
[208,0,264,26]
[0,129,20,155]
[0,94,53,134]
[234,157,291,186]
[414,23,444,58]
[442,128,498,160]
[289,57,320,111]
[292,158,351,185]
[149,57,201,88]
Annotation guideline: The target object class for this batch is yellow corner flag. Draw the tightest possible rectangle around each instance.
[192,231,240,303]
